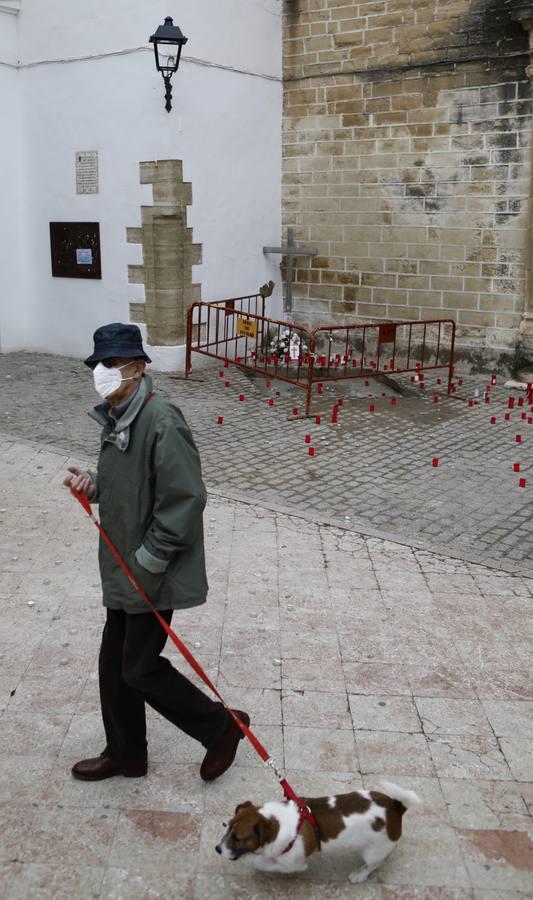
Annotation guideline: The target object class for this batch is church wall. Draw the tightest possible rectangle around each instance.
[282,0,532,372]
[3,0,282,366]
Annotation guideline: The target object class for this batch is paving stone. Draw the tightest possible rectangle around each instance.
[428,735,514,781]
[499,739,533,782]
[348,695,421,733]
[284,725,358,772]
[0,862,105,900]
[355,732,435,778]
[458,827,533,894]
[107,809,202,876]
[282,689,352,730]
[440,778,532,830]
[415,698,493,737]
[481,701,533,738]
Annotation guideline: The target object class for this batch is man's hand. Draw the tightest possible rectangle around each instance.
[64,466,96,501]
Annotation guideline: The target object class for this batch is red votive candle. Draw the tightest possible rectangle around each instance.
[315,415,321,425]
[519,477,526,488]
[239,394,245,401]
[509,398,515,408]
[504,413,510,420]
[305,434,311,444]
[268,398,274,407]
[514,463,520,472]
[293,408,299,416]
[308,447,315,457]
[490,416,496,424]
[432,457,439,467]
[369,404,375,412]
[515,434,522,443]
[217,416,223,425]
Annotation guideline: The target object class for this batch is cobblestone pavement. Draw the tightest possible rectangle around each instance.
[1,351,533,574]
[0,432,532,899]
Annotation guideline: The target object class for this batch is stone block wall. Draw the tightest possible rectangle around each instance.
[283,0,533,370]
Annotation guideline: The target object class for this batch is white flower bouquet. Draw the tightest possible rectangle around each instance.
[268,328,309,360]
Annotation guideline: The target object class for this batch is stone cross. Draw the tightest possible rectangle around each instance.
[263,227,317,313]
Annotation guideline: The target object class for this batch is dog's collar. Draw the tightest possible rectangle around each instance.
[281,803,321,855]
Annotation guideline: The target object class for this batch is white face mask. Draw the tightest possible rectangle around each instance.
[93,361,136,400]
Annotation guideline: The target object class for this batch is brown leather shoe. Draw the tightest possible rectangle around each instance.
[200,709,250,782]
[71,753,147,781]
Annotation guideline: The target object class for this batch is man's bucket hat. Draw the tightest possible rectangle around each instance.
[84,323,152,368]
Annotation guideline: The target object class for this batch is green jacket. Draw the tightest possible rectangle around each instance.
[89,374,208,614]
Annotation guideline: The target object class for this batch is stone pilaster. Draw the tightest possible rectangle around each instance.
[127,160,202,346]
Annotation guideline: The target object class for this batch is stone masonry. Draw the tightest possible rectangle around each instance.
[127,160,202,346]
[282,0,533,373]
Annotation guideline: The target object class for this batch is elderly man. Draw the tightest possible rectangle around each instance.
[64,323,249,781]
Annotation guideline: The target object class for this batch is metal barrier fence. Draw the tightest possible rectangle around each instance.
[186,294,456,416]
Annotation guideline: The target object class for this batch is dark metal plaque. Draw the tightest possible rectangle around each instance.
[49,222,102,279]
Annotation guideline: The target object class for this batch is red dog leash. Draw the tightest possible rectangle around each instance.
[70,487,321,848]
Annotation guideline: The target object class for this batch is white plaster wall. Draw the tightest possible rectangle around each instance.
[18,0,282,79]
[0,10,27,352]
[4,0,283,366]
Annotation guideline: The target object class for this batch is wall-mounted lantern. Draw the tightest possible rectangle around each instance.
[149,16,188,113]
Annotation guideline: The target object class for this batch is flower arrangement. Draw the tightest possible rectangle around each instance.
[268,328,308,360]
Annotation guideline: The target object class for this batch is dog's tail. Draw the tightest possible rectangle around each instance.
[379,781,423,811]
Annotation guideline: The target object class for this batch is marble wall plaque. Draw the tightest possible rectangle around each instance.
[76,151,99,194]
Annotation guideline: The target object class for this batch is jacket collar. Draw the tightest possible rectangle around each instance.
[88,374,152,452]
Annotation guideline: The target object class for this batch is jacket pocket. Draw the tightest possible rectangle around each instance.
[127,549,165,605]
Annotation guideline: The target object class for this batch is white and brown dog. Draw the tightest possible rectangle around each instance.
[216,781,421,883]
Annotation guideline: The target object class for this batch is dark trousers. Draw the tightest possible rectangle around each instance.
[98,607,228,763]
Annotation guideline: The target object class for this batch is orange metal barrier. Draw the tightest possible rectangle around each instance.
[186,294,456,416]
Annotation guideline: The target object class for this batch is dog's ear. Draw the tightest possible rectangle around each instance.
[234,801,255,816]
[254,814,278,848]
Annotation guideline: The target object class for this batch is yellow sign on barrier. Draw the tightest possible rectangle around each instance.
[236,317,258,339]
